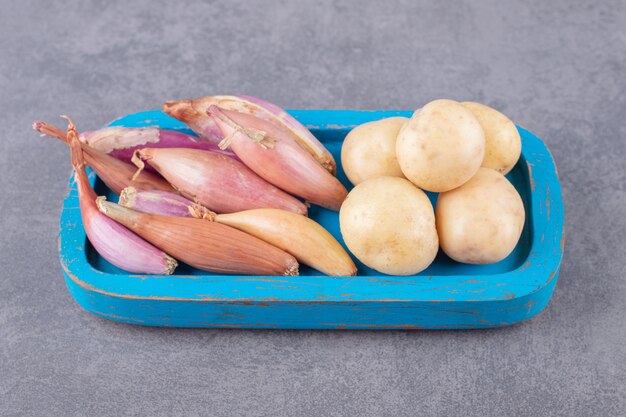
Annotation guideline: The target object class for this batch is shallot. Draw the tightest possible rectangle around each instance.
[208,106,347,211]
[97,199,299,276]
[163,95,336,173]
[212,208,356,276]
[63,116,177,275]
[131,148,307,215]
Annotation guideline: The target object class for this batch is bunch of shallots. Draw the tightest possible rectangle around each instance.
[35,96,355,277]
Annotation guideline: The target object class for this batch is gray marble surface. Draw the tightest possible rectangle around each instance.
[1,0,625,415]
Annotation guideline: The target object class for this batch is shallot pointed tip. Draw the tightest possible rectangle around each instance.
[163,99,199,120]
[64,116,86,170]
[119,186,137,208]
[206,104,220,116]
[130,150,146,181]
[95,196,109,213]
[33,120,68,141]
[60,115,76,131]
[188,204,217,221]
[32,121,48,138]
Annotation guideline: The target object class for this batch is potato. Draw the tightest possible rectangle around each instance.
[341,117,408,186]
[339,177,438,275]
[462,102,521,174]
[436,168,525,264]
[396,99,485,192]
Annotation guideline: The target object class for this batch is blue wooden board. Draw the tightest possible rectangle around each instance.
[59,110,564,329]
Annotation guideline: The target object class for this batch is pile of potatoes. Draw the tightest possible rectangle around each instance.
[340,99,525,275]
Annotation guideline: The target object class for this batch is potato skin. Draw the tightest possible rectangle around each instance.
[396,99,485,192]
[436,168,525,264]
[462,102,521,175]
[339,177,439,275]
[341,117,408,186]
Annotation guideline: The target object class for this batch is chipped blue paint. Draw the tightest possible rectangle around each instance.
[59,110,564,329]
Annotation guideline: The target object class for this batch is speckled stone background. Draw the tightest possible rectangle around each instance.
[1,0,625,415]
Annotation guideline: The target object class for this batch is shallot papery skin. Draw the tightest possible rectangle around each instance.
[163,95,336,174]
[33,121,174,194]
[119,187,214,219]
[97,199,299,276]
[132,148,308,215]
[208,106,348,211]
[80,126,237,166]
[63,117,177,275]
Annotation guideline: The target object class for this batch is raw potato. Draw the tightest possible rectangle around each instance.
[339,177,438,275]
[396,99,485,192]
[341,117,408,185]
[462,102,521,174]
[436,168,525,264]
